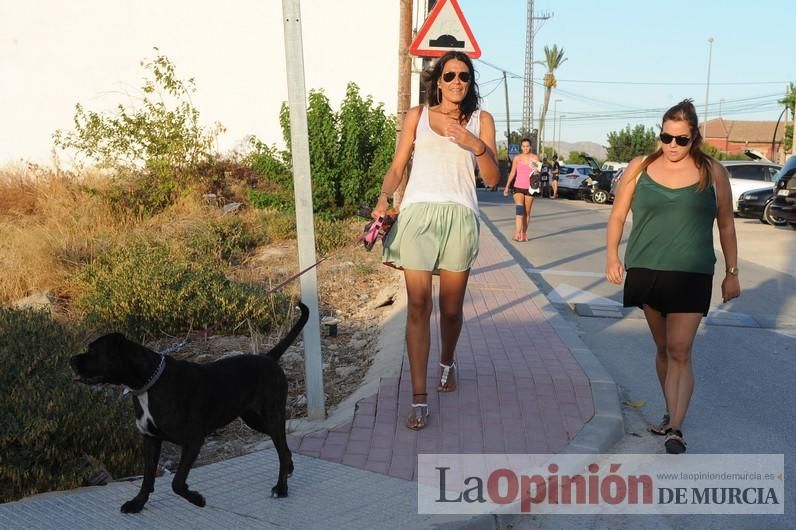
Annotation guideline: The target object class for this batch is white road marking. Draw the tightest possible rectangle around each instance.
[547,283,622,306]
[525,268,605,278]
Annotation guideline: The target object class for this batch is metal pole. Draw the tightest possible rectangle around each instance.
[552,98,561,155]
[702,37,714,138]
[557,114,564,158]
[503,71,511,150]
[281,0,325,419]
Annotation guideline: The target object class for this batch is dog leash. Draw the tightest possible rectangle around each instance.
[261,211,396,297]
[261,254,333,297]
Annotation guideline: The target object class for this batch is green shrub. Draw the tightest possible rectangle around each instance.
[185,215,265,264]
[75,240,285,341]
[256,210,297,243]
[247,189,295,212]
[314,218,355,256]
[0,308,140,503]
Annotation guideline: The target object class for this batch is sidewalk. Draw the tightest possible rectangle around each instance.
[0,224,623,529]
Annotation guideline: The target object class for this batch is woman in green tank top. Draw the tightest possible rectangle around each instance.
[604,99,741,454]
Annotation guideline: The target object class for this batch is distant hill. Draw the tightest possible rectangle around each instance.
[554,141,607,161]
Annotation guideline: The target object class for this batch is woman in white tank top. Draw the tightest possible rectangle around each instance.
[372,51,499,430]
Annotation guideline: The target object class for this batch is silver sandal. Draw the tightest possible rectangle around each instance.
[438,361,457,392]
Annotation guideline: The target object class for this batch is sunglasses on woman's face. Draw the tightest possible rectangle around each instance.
[442,71,471,83]
[659,132,691,147]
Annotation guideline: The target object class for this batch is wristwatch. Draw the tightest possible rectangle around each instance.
[726,266,739,276]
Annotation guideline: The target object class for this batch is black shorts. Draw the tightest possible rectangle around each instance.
[623,268,713,316]
[551,175,559,181]
[512,187,538,197]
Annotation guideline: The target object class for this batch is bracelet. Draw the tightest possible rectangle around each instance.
[473,144,486,157]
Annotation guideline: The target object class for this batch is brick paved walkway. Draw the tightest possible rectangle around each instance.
[288,228,594,480]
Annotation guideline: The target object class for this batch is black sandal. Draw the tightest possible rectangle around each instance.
[406,393,429,431]
[650,413,671,436]
[664,429,687,454]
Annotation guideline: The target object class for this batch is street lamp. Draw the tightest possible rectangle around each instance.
[558,114,565,157]
[702,37,714,138]
[552,98,562,156]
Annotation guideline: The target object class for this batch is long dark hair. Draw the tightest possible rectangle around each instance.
[634,99,716,191]
[422,51,480,123]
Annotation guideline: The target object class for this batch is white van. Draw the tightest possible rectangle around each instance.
[601,161,628,172]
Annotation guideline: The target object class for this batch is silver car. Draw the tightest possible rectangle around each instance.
[556,164,593,198]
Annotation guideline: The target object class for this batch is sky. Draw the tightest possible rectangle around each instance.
[1,0,794,166]
[462,0,795,147]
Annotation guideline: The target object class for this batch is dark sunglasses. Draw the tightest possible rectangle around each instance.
[442,71,471,83]
[659,132,691,147]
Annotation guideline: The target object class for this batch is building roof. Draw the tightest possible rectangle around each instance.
[703,118,785,142]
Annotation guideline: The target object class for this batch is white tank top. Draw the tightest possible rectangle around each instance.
[400,106,481,215]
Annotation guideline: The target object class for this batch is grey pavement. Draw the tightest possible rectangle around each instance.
[0,212,623,528]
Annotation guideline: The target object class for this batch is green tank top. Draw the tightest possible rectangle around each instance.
[624,171,717,274]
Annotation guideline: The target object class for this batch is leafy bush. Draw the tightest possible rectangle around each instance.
[184,215,266,265]
[53,51,224,214]
[249,138,292,189]
[276,83,396,218]
[0,308,140,503]
[247,189,295,212]
[75,240,285,341]
[314,218,355,256]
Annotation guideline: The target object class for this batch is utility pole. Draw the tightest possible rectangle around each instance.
[503,70,511,151]
[393,0,413,207]
[281,0,325,419]
[702,37,714,138]
[522,0,551,148]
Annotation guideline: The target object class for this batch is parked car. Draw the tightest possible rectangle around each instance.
[556,163,593,198]
[769,155,796,229]
[736,186,787,225]
[608,167,625,203]
[576,154,614,204]
[601,161,628,172]
[721,160,782,212]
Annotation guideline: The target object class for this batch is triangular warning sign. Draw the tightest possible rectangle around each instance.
[409,0,481,58]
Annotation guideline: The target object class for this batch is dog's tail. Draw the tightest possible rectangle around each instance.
[267,302,310,361]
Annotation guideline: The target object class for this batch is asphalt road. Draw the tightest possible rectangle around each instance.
[477,189,795,529]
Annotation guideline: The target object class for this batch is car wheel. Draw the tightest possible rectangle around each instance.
[762,201,787,226]
[592,190,608,204]
[790,222,796,230]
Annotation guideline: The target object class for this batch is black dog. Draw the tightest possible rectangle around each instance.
[70,302,309,513]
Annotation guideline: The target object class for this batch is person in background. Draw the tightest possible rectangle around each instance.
[551,153,561,199]
[503,138,541,241]
[372,51,499,430]
[605,99,740,454]
[539,157,550,197]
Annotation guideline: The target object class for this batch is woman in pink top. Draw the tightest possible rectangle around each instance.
[503,138,541,241]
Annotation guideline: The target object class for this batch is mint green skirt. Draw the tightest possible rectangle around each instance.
[383,202,479,273]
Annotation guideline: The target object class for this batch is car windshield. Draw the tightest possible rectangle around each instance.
[559,166,575,175]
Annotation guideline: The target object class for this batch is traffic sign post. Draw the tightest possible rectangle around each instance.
[409,0,481,58]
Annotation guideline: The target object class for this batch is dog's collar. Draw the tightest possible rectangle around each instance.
[129,354,166,396]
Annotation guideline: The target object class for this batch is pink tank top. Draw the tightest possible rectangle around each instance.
[514,159,533,189]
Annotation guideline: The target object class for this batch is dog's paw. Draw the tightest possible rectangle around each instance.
[185,490,206,507]
[271,484,288,498]
[120,497,146,513]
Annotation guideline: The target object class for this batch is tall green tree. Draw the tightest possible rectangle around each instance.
[538,45,567,151]
[777,82,796,154]
[605,124,657,161]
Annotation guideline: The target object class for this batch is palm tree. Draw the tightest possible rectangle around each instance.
[778,82,796,156]
[537,45,567,153]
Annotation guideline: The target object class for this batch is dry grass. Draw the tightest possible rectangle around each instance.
[0,166,137,304]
